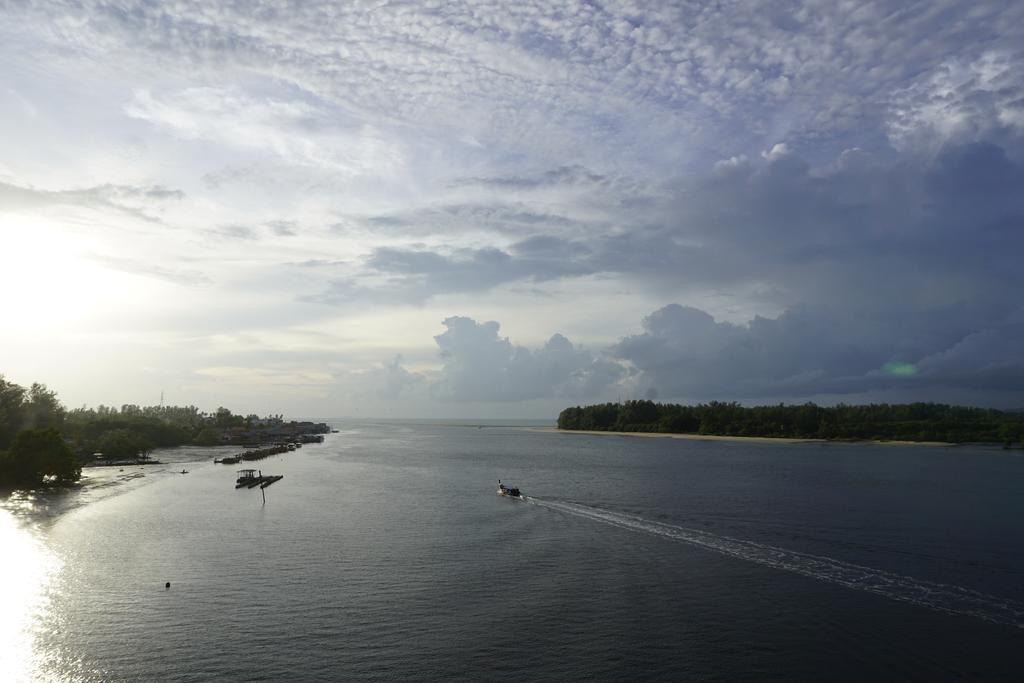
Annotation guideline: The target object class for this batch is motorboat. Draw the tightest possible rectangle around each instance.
[497,480,522,498]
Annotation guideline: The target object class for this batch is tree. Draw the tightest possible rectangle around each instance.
[214,407,243,428]
[25,383,65,430]
[194,427,222,446]
[0,375,28,450]
[95,429,154,460]
[0,428,80,487]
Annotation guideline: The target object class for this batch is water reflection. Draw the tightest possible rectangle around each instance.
[0,505,59,681]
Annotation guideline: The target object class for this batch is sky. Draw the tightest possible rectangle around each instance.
[1,0,1023,418]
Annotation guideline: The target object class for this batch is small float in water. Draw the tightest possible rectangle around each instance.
[497,480,523,498]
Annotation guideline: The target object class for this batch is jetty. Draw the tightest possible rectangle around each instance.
[217,443,298,464]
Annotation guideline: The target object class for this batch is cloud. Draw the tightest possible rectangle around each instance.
[87,253,212,287]
[267,220,297,237]
[431,316,623,402]
[888,51,1024,152]
[309,238,596,307]
[0,180,183,221]
[315,132,1023,310]
[3,1,1024,415]
[353,201,604,240]
[452,165,607,189]
[125,87,405,176]
[347,295,1024,408]
[611,303,1024,405]
[14,0,1021,168]
[346,355,425,401]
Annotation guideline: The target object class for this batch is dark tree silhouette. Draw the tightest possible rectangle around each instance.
[558,401,1023,444]
[0,428,80,487]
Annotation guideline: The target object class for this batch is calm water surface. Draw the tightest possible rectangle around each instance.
[2,423,1023,680]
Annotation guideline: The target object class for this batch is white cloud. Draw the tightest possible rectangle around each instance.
[431,316,623,402]
[888,51,1024,152]
[125,87,405,176]
[761,143,789,160]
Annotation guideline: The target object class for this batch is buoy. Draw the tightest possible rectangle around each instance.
[165,582,170,589]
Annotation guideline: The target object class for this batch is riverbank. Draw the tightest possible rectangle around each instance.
[530,427,954,446]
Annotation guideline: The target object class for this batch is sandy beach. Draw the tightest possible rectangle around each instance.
[529,427,953,447]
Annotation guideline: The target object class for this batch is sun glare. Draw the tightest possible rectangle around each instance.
[2,216,123,329]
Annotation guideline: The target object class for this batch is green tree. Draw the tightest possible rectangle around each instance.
[556,400,1021,443]
[0,375,28,450]
[214,407,243,428]
[194,427,222,446]
[95,429,154,460]
[0,428,80,487]
[25,383,65,430]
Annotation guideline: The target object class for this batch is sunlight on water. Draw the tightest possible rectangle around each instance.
[0,508,59,682]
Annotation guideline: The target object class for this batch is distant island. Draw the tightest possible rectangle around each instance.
[0,374,328,490]
[557,400,1024,446]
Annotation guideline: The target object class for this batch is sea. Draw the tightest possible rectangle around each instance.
[2,421,1023,681]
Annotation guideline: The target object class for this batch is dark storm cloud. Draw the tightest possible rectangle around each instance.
[596,131,1024,404]
[316,133,1024,323]
[611,300,1024,405]
[344,140,1019,297]
[367,295,1024,406]
[337,133,1024,403]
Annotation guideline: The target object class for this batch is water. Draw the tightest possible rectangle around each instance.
[3,423,1023,680]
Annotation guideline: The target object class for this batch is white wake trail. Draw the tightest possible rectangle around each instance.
[528,498,1024,629]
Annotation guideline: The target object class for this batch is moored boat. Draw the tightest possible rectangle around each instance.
[236,468,259,488]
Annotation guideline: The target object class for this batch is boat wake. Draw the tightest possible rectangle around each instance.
[528,498,1024,629]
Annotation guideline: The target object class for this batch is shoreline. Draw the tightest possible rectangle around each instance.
[528,427,954,447]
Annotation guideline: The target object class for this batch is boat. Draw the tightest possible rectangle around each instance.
[497,480,522,498]
[235,469,259,489]
[215,455,241,465]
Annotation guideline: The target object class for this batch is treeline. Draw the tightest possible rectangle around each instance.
[557,400,1024,444]
[0,374,269,489]
[1,376,78,487]
[62,404,281,453]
